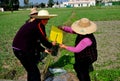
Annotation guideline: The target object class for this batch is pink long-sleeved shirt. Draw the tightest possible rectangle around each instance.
[63,26,92,53]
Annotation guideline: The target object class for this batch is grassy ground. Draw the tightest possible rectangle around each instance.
[0,6,120,81]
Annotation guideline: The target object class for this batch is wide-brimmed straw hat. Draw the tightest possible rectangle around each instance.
[30,7,38,15]
[71,18,97,35]
[31,9,57,19]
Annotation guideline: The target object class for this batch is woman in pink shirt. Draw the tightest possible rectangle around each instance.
[59,18,98,81]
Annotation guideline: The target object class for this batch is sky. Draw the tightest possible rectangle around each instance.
[19,0,68,6]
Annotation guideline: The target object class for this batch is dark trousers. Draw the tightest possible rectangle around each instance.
[74,61,91,81]
[13,49,41,81]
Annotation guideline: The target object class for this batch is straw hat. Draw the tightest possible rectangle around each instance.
[71,18,97,35]
[31,9,57,19]
[30,7,38,15]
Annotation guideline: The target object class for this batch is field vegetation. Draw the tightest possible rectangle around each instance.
[0,6,120,81]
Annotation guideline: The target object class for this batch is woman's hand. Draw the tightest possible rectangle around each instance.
[59,44,67,49]
[52,41,57,46]
[58,25,64,30]
[44,49,52,54]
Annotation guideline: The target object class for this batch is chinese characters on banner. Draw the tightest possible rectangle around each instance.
[49,26,63,44]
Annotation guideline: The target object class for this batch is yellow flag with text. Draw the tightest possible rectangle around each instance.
[49,26,63,44]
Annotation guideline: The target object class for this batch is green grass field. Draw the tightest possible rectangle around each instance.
[0,6,120,81]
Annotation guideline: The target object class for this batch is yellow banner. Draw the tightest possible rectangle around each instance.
[49,26,63,44]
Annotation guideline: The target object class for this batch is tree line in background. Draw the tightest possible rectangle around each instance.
[0,0,58,11]
[0,0,19,11]
[23,0,59,8]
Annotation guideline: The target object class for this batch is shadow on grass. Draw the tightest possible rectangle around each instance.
[50,54,73,68]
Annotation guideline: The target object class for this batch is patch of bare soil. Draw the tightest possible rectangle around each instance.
[94,21,120,70]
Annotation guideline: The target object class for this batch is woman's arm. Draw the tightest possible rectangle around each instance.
[60,38,92,53]
[59,26,75,33]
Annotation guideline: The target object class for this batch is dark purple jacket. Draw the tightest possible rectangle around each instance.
[12,20,52,53]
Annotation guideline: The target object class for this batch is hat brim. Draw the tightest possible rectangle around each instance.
[71,20,97,35]
[30,14,57,19]
[30,11,38,15]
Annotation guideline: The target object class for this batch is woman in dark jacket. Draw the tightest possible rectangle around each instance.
[12,10,57,81]
[59,18,98,81]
